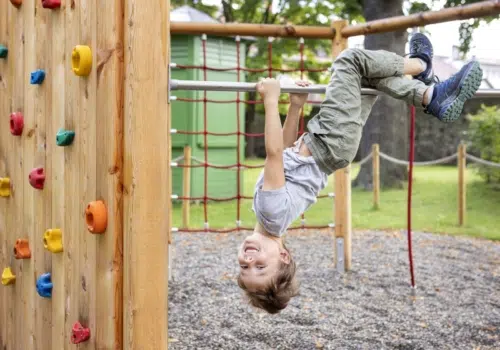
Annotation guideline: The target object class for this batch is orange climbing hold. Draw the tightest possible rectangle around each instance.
[0,178,11,197]
[10,0,22,8]
[14,239,31,259]
[85,200,107,234]
[1,267,16,285]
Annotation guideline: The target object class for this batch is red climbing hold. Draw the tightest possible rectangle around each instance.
[10,0,22,8]
[29,167,45,190]
[41,0,60,9]
[10,112,24,136]
[71,322,90,344]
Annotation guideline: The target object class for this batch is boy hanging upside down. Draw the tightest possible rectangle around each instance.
[237,33,483,314]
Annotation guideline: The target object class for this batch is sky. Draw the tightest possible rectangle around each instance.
[192,0,500,61]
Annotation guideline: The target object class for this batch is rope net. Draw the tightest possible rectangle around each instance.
[171,35,334,233]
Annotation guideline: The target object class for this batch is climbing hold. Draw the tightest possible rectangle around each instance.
[0,45,7,58]
[36,273,52,298]
[72,45,92,77]
[71,322,91,344]
[10,112,24,136]
[14,239,31,259]
[29,167,45,190]
[85,200,107,234]
[1,267,15,285]
[56,129,75,146]
[30,69,45,84]
[9,0,22,8]
[41,0,60,9]
[0,178,11,197]
[43,228,63,253]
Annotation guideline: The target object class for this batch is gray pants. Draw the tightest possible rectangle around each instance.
[304,48,428,175]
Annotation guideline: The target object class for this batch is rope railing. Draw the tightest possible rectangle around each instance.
[367,143,500,226]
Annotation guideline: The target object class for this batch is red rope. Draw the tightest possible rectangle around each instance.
[175,64,328,73]
[202,36,209,230]
[174,97,325,105]
[407,105,416,287]
[236,38,242,228]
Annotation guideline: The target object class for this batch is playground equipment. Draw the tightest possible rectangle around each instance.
[1,0,500,349]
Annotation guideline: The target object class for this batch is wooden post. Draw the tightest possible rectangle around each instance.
[182,145,191,228]
[373,144,380,209]
[123,0,170,348]
[331,20,352,272]
[458,143,466,226]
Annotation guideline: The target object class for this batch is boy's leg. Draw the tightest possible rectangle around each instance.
[304,48,407,175]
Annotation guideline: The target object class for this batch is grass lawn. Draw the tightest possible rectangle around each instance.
[172,158,500,241]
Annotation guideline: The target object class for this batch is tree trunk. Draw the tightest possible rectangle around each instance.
[353,0,409,189]
[245,91,257,158]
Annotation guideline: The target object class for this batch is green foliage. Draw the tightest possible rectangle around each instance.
[467,105,500,186]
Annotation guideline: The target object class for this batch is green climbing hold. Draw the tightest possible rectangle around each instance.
[0,45,7,59]
[56,129,75,146]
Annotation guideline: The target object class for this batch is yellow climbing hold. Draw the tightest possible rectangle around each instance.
[0,177,11,197]
[72,45,92,76]
[43,228,63,253]
[1,267,16,285]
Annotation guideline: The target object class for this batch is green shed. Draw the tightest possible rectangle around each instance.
[170,6,252,201]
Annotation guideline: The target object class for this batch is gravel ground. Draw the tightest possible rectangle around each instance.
[168,229,500,350]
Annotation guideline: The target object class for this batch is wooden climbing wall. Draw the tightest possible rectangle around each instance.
[0,1,129,349]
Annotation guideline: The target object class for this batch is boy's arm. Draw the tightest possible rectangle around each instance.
[282,80,310,147]
[282,104,302,148]
[257,78,285,191]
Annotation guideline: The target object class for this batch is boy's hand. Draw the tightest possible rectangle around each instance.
[289,80,310,108]
[256,78,281,102]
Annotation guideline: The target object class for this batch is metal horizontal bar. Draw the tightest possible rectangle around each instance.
[170,79,500,98]
[170,79,381,95]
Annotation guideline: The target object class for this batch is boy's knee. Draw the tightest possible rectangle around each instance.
[336,48,363,63]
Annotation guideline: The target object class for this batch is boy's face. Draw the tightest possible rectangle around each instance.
[237,231,290,291]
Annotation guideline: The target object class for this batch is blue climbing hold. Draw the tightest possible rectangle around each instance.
[0,45,7,59]
[36,273,52,298]
[30,69,46,84]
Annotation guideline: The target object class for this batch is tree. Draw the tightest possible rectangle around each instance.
[353,0,498,189]
[171,0,496,179]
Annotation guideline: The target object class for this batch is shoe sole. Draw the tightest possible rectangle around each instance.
[440,61,483,122]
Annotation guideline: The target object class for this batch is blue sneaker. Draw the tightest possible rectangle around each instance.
[409,33,435,85]
[425,60,483,122]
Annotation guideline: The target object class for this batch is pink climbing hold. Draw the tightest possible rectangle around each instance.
[71,321,90,344]
[41,0,60,9]
[10,112,24,136]
[29,167,45,190]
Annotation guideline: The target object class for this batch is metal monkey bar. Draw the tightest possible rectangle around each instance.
[169,79,500,97]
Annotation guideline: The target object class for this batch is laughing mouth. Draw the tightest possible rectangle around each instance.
[245,246,259,253]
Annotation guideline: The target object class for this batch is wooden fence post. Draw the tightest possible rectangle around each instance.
[458,143,466,226]
[331,20,352,272]
[182,145,192,228]
[373,143,380,209]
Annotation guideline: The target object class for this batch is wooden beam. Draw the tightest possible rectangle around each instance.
[171,22,336,38]
[372,144,380,210]
[170,1,500,40]
[458,143,467,226]
[331,20,353,272]
[342,0,500,37]
[123,0,170,348]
